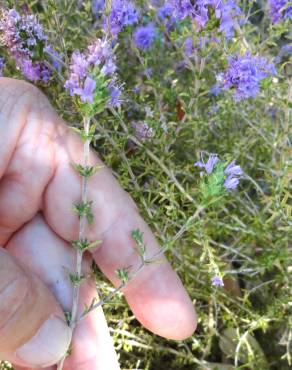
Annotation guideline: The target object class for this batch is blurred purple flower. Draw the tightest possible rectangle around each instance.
[195,154,242,191]
[219,53,276,101]
[157,3,173,19]
[212,276,224,287]
[21,59,51,82]
[132,121,155,141]
[275,44,292,64]
[223,159,242,190]
[184,37,195,56]
[134,24,157,50]
[109,85,122,107]
[224,176,240,190]
[195,154,219,174]
[92,0,105,17]
[0,8,55,82]
[105,0,139,36]
[268,0,292,24]
[170,0,242,37]
[217,0,242,38]
[75,77,96,103]
[210,83,222,96]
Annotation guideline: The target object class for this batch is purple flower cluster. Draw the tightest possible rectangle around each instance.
[134,24,157,50]
[268,0,292,24]
[195,154,243,191]
[0,57,5,77]
[0,8,52,82]
[105,0,139,36]
[65,38,121,106]
[218,53,276,101]
[169,0,242,38]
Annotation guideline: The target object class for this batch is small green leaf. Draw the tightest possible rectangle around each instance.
[71,163,104,178]
[115,268,130,283]
[69,272,86,287]
[73,201,94,224]
[71,238,102,252]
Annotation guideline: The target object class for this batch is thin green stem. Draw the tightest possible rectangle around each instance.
[57,116,91,370]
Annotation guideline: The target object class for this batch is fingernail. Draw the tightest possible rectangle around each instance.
[16,315,72,367]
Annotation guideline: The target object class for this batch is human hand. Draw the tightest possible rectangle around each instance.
[0,78,197,370]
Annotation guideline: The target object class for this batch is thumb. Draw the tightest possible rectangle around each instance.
[0,247,71,367]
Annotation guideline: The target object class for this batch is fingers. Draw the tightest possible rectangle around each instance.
[0,78,62,245]
[6,214,120,370]
[0,248,71,368]
[0,77,197,340]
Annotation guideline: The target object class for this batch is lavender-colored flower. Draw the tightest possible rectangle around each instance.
[219,53,276,101]
[209,83,221,96]
[134,24,157,50]
[195,154,242,193]
[0,8,53,82]
[225,160,243,176]
[195,154,219,174]
[211,275,224,287]
[157,3,173,19]
[268,0,292,24]
[170,0,241,37]
[157,2,177,29]
[0,57,5,77]
[275,44,292,64]
[105,0,139,36]
[92,0,105,17]
[217,0,242,38]
[184,37,195,56]
[132,121,155,141]
[45,46,62,73]
[109,84,122,107]
[21,59,51,82]
[75,77,97,103]
[224,176,240,190]
[223,159,242,190]
[65,38,121,107]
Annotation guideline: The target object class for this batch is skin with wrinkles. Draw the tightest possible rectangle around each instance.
[0,77,197,369]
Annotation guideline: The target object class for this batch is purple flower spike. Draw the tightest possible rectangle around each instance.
[65,37,121,107]
[211,275,224,287]
[195,154,219,174]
